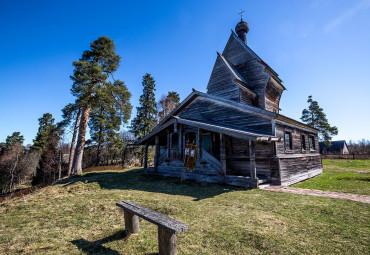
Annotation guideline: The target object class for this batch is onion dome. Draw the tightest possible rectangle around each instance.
[235,20,249,43]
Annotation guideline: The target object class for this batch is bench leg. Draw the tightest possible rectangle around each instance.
[124,210,140,235]
[158,226,177,255]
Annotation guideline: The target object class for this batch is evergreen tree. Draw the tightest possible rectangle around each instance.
[168,91,180,106]
[157,91,180,121]
[32,113,56,153]
[59,102,81,176]
[70,36,121,174]
[89,79,132,166]
[32,127,61,185]
[130,73,157,139]
[5,132,24,149]
[301,95,338,145]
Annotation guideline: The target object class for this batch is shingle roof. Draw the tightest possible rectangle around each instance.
[319,140,347,150]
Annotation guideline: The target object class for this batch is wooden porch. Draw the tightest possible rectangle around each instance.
[141,117,280,188]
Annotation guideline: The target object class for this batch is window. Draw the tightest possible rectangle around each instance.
[284,132,292,150]
[301,135,306,150]
[309,136,315,150]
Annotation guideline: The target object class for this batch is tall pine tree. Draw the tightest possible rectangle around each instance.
[89,79,132,166]
[301,95,338,145]
[70,36,121,174]
[59,102,81,176]
[32,113,56,153]
[130,73,157,139]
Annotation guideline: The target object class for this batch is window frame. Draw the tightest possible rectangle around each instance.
[284,131,293,152]
[309,136,316,151]
[301,134,306,152]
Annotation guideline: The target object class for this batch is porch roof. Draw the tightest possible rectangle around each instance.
[137,116,280,145]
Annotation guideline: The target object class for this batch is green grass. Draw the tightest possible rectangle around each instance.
[0,167,369,254]
[293,159,370,195]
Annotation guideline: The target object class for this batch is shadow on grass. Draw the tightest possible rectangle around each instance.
[71,230,127,255]
[57,168,245,201]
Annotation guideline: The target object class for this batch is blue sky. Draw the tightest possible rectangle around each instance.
[1,0,369,145]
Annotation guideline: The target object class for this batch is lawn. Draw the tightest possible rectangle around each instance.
[0,167,369,255]
[293,159,370,195]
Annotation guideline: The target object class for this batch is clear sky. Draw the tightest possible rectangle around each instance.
[1,0,369,145]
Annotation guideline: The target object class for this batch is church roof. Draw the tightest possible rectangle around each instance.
[137,90,317,145]
[229,31,285,88]
[217,52,256,95]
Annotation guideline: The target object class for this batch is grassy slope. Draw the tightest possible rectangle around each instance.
[294,159,370,195]
[0,167,369,255]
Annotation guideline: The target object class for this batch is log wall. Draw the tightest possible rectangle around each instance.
[279,155,322,186]
[275,124,319,154]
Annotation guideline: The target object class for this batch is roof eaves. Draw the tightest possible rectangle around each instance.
[275,114,319,132]
[174,116,279,142]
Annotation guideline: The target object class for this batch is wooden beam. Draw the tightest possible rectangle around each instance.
[155,136,159,171]
[174,118,178,133]
[158,226,177,255]
[178,124,182,159]
[144,143,149,169]
[220,133,226,176]
[249,140,257,186]
[197,128,202,159]
[167,130,170,159]
[124,210,140,235]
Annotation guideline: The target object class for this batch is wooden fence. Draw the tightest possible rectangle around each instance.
[321,154,370,159]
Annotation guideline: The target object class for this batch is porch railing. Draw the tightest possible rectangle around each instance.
[201,149,221,170]
[158,152,167,166]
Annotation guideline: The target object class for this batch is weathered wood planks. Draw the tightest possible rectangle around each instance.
[116,200,189,255]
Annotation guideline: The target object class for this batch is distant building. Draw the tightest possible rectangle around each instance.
[319,140,349,155]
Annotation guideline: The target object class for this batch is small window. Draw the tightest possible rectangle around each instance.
[301,135,306,150]
[309,136,315,150]
[284,132,292,150]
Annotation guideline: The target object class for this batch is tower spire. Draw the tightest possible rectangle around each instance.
[235,10,249,44]
[239,8,245,21]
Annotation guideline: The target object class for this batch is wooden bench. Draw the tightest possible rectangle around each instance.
[116,200,189,255]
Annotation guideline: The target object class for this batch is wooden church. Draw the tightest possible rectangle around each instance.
[138,18,323,188]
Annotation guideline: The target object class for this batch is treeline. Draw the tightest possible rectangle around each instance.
[0,36,180,195]
[348,139,370,154]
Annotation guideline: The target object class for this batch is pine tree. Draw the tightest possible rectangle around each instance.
[301,95,338,145]
[130,73,157,139]
[59,102,81,176]
[157,91,180,121]
[32,128,61,185]
[70,36,121,174]
[89,79,132,166]
[32,113,56,153]
[5,132,24,149]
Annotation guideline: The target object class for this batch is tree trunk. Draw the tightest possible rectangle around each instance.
[72,106,91,174]
[95,121,103,166]
[68,108,81,176]
[58,150,62,180]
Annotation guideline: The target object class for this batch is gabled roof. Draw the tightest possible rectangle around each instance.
[230,31,285,89]
[319,140,347,150]
[230,30,261,61]
[138,90,317,145]
[152,89,275,132]
[217,52,256,95]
